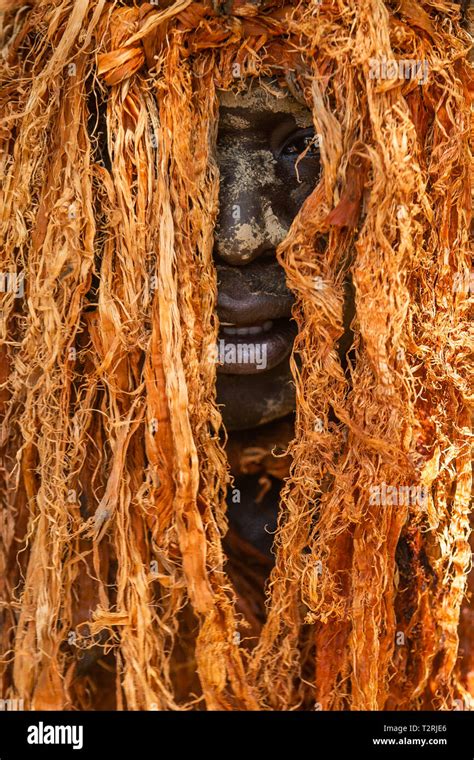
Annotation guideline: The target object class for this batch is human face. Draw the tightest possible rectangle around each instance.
[214,82,320,431]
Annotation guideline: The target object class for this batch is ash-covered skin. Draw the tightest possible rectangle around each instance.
[215,84,317,265]
[214,81,321,430]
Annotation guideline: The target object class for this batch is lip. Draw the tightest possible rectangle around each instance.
[216,260,295,325]
[216,318,297,374]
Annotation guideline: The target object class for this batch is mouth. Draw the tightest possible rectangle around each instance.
[216,261,297,375]
[216,260,296,375]
[217,318,296,374]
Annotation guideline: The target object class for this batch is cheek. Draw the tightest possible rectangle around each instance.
[263,182,308,232]
[272,158,320,225]
[217,144,283,202]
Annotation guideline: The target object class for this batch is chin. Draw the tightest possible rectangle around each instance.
[217,360,296,431]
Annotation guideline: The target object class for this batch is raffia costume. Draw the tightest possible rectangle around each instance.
[0,0,472,710]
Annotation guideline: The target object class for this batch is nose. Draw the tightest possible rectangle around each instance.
[214,145,289,266]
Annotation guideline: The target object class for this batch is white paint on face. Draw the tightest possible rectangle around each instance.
[263,203,288,247]
[218,84,313,128]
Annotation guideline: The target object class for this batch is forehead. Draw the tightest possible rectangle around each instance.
[217,83,313,130]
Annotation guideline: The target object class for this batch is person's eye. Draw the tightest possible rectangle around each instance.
[278,128,319,159]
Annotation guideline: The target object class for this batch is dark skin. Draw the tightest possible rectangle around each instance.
[214,82,322,560]
[214,83,321,431]
[216,83,353,564]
